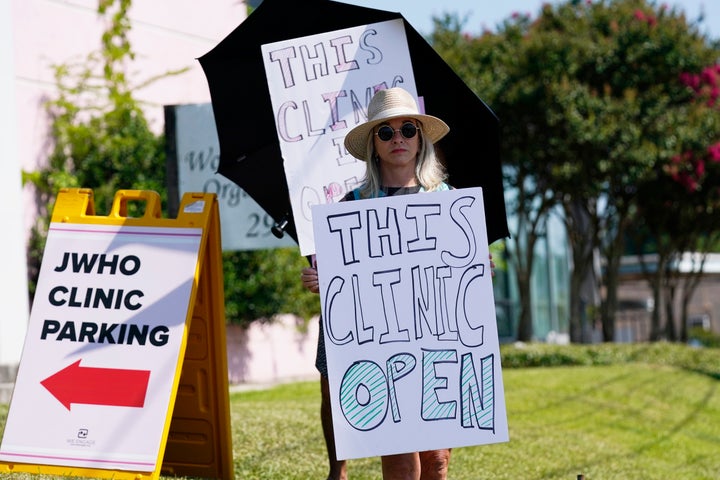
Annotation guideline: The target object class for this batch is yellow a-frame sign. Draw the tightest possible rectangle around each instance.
[0,189,233,479]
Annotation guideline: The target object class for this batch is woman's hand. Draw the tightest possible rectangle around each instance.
[303,254,493,293]
[301,266,320,294]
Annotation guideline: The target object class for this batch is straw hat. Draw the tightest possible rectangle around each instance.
[343,87,450,160]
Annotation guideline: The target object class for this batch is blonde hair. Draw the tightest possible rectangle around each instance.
[357,121,448,199]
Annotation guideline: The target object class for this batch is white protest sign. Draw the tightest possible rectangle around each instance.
[262,19,416,256]
[0,223,201,471]
[312,187,509,460]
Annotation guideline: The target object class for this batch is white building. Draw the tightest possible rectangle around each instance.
[1,0,249,390]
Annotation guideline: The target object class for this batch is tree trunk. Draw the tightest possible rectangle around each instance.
[506,187,555,343]
[516,269,533,342]
[601,254,619,342]
[678,252,707,342]
[647,255,668,341]
[600,219,627,342]
[563,200,601,344]
[569,245,597,343]
[514,226,539,342]
[663,282,677,341]
[568,264,584,343]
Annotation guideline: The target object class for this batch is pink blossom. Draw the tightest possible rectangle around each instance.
[680,72,701,91]
[701,67,718,86]
[708,143,720,162]
[632,10,657,27]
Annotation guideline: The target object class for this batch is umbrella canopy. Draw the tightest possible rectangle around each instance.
[199,0,509,244]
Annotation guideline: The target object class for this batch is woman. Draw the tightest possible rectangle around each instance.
[341,86,451,200]
[302,87,454,480]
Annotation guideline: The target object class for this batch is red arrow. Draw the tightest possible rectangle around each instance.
[41,359,151,411]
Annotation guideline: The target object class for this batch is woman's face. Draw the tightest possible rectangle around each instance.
[372,117,420,169]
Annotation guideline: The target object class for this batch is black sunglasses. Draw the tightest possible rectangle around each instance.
[375,122,420,142]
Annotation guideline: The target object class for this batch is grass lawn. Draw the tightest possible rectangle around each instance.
[1,344,719,479]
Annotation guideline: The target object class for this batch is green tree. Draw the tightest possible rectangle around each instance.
[431,12,558,342]
[632,143,720,341]
[631,62,720,341]
[432,0,720,342]
[522,0,720,342]
[542,0,719,342]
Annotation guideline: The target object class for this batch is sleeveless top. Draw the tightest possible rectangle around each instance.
[345,182,451,201]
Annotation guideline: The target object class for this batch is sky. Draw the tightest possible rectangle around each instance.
[339,0,720,38]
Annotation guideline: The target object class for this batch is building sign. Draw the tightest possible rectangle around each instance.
[0,222,202,471]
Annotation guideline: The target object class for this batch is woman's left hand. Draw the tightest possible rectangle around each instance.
[301,266,320,294]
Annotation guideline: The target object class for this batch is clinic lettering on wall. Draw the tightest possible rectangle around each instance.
[182,145,276,240]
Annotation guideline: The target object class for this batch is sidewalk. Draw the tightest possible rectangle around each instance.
[229,374,318,393]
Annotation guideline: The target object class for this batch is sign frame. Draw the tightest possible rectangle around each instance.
[0,188,234,480]
[312,187,509,460]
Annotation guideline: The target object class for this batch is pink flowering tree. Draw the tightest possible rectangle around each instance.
[431,0,720,342]
[631,65,720,341]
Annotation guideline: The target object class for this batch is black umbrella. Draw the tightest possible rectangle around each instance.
[199,0,509,244]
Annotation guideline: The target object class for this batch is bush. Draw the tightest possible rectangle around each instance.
[688,327,720,348]
[223,248,320,326]
[500,342,720,379]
